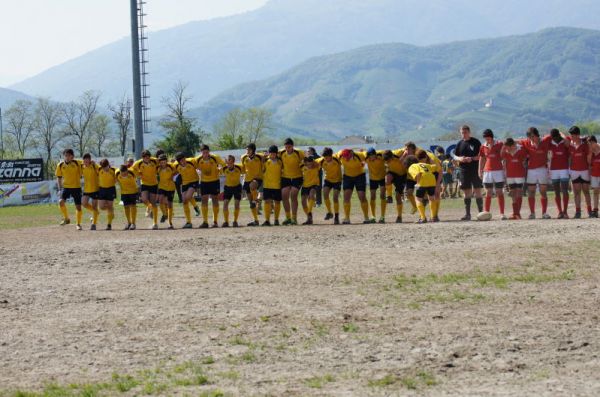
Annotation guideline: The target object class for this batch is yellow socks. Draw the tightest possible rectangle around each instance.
[333,200,340,215]
[76,209,82,225]
[360,201,369,219]
[408,194,417,212]
[324,197,332,213]
[234,207,240,222]
[59,205,69,220]
[264,202,272,222]
[417,201,426,220]
[201,205,209,223]
[190,197,198,207]
[183,203,192,223]
[124,206,131,224]
[167,207,173,224]
[302,203,309,216]
[93,209,99,225]
[380,199,387,217]
[370,199,376,218]
[152,204,158,224]
[160,203,167,217]
[251,207,259,221]
[274,202,281,221]
[308,198,315,214]
[107,208,114,225]
[396,202,403,217]
[223,209,230,223]
[212,204,219,224]
[285,210,291,220]
[131,206,137,224]
[431,199,440,218]
[344,202,351,220]
[386,184,393,197]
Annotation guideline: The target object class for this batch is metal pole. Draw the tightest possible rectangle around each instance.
[130,0,144,158]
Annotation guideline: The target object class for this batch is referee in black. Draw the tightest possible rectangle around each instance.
[452,125,484,220]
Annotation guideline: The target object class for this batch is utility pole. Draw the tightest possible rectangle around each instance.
[130,0,144,158]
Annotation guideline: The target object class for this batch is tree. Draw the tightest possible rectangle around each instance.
[63,91,101,156]
[108,96,132,157]
[4,100,34,157]
[32,98,63,178]
[156,82,206,156]
[578,121,600,137]
[213,107,273,150]
[90,114,113,157]
[245,108,272,144]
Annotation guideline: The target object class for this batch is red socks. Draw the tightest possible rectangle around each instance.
[498,194,505,215]
[541,197,548,214]
[485,196,492,212]
[528,196,536,214]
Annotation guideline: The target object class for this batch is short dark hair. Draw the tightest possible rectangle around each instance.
[158,154,168,161]
[405,141,416,151]
[590,135,597,143]
[527,127,540,137]
[550,128,562,142]
[415,149,428,161]
[308,147,316,154]
[505,138,515,146]
[304,155,315,163]
[82,153,91,160]
[569,126,581,135]
[269,145,278,153]
[461,125,471,132]
[63,149,74,156]
[141,150,151,157]
[155,149,165,157]
[201,144,210,151]
[284,138,294,146]
[322,147,333,157]
[99,159,109,168]
[175,152,186,161]
[403,155,419,169]
[227,155,235,162]
[246,143,256,152]
[482,129,494,138]
[119,164,129,173]
[383,150,393,161]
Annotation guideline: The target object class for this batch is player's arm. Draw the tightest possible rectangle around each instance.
[478,147,486,177]
[55,165,63,191]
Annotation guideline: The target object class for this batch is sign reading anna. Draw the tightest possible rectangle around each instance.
[0,159,44,183]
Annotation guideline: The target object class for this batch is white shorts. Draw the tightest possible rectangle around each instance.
[507,177,525,186]
[527,167,548,185]
[482,170,505,185]
[570,170,590,182]
[550,169,570,182]
[592,176,600,189]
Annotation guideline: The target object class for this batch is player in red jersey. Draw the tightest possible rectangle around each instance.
[502,138,527,220]
[588,135,600,218]
[519,127,552,219]
[548,128,571,218]
[566,126,592,218]
[478,129,506,219]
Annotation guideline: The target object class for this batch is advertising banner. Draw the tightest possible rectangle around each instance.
[0,159,45,183]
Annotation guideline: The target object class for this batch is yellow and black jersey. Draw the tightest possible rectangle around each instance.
[82,163,100,193]
[131,158,159,186]
[263,158,283,189]
[317,156,342,183]
[385,149,408,176]
[241,153,264,181]
[279,149,305,179]
[173,158,199,185]
[426,150,442,168]
[55,160,83,189]
[223,164,244,187]
[116,170,139,195]
[98,167,117,189]
[364,151,386,180]
[302,163,321,188]
[337,150,366,177]
[408,163,440,188]
[157,164,177,192]
[196,154,225,182]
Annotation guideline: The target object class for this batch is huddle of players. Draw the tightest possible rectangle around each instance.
[55,137,445,230]
[454,125,600,220]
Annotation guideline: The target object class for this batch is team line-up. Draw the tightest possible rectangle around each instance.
[54,125,600,230]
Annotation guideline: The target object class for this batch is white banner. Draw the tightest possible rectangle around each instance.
[0,180,59,208]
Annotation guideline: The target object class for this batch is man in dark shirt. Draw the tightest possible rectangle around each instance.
[452,125,484,220]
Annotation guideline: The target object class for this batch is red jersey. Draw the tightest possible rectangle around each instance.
[549,140,570,170]
[479,141,504,171]
[568,139,589,171]
[591,151,600,177]
[502,146,527,178]
[519,136,551,169]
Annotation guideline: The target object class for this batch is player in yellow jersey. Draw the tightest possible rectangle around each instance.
[407,150,442,224]
[116,164,139,230]
[383,148,409,223]
[300,156,321,225]
[317,148,342,224]
[400,142,419,215]
[97,159,117,230]
[55,149,83,230]
[157,154,177,229]
[174,153,200,229]
[365,147,387,223]
[131,150,159,229]
[81,153,100,230]
[279,138,305,225]
[261,145,283,226]
[338,148,370,224]
[221,155,244,228]
[241,143,264,226]
[196,144,226,228]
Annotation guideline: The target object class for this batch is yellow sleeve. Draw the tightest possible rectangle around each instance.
[215,155,226,167]
[55,163,63,178]
[238,163,245,174]
[408,164,420,181]
[393,148,405,157]
[356,151,367,161]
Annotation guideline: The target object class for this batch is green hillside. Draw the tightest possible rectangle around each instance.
[193,28,600,141]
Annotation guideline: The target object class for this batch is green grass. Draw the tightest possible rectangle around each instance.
[305,374,335,388]
[342,323,359,333]
[367,371,438,389]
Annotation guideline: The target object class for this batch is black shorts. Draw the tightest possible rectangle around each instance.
[301,185,318,196]
[61,188,82,205]
[243,179,263,194]
[460,167,483,190]
[83,191,99,200]
[224,185,242,201]
[181,182,199,193]
[484,182,505,189]
[158,189,175,203]
[98,187,117,201]
[343,174,367,192]
[200,180,220,196]
[406,179,416,191]
[369,179,385,190]
[416,186,436,199]
[281,177,303,189]
[324,180,342,190]
[387,172,407,194]
[121,193,138,206]
[263,188,282,201]
[141,184,158,194]
[572,177,591,184]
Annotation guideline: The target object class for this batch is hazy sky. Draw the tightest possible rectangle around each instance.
[0,0,268,87]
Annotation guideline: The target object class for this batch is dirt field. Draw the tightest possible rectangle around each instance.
[1,204,599,396]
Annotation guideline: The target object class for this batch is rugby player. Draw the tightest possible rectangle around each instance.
[519,127,552,219]
[116,164,139,230]
[441,155,454,199]
[55,148,83,230]
[81,153,100,230]
[365,147,387,223]
[402,142,419,214]
[317,148,342,225]
[174,153,199,229]
[567,126,592,218]
[589,136,600,218]
[338,148,370,224]
[97,159,117,230]
[241,143,264,227]
[407,151,440,224]
[478,129,506,219]
[131,150,159,229]
[452,125,484,220]
[280,138,305,225]
[548,128,571,218]
[262,145,283,226]
[383,148,409,223]
[222,155,244,228]
[196,144,225,228]
[501,138,527,220]
[301,156,320,225]
[157,154,177,229]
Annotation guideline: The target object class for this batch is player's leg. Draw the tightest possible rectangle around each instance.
[222,195,230,227]
[462,185,473,221]
[369,185,378,221]
[539,183,550,219]
[148,191,158,228]
[233,197,241,226]
[527,184,537,219]
[73,190,83,229]
[342,187,353,224]
[379,182,387,223]
[263,195,273,226]
[332,188,340,224]
[484,184,494,213]
[415,188,427,223]
[106,200,114,230]
[281,185,292,224]
[249,180,260,225]
[211,194,220,227]
[323,185,333,220]
[58,190,70,225]
[357,190,369,224]
[199,191,210,228]
[496,182,506,219]
[592,179,600,217]
[572,181,582,218]
[552,178,563,218]
[582,181,592,217]
[561,178,570,218]
[290,185,300,224]
[181,187,194,228]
